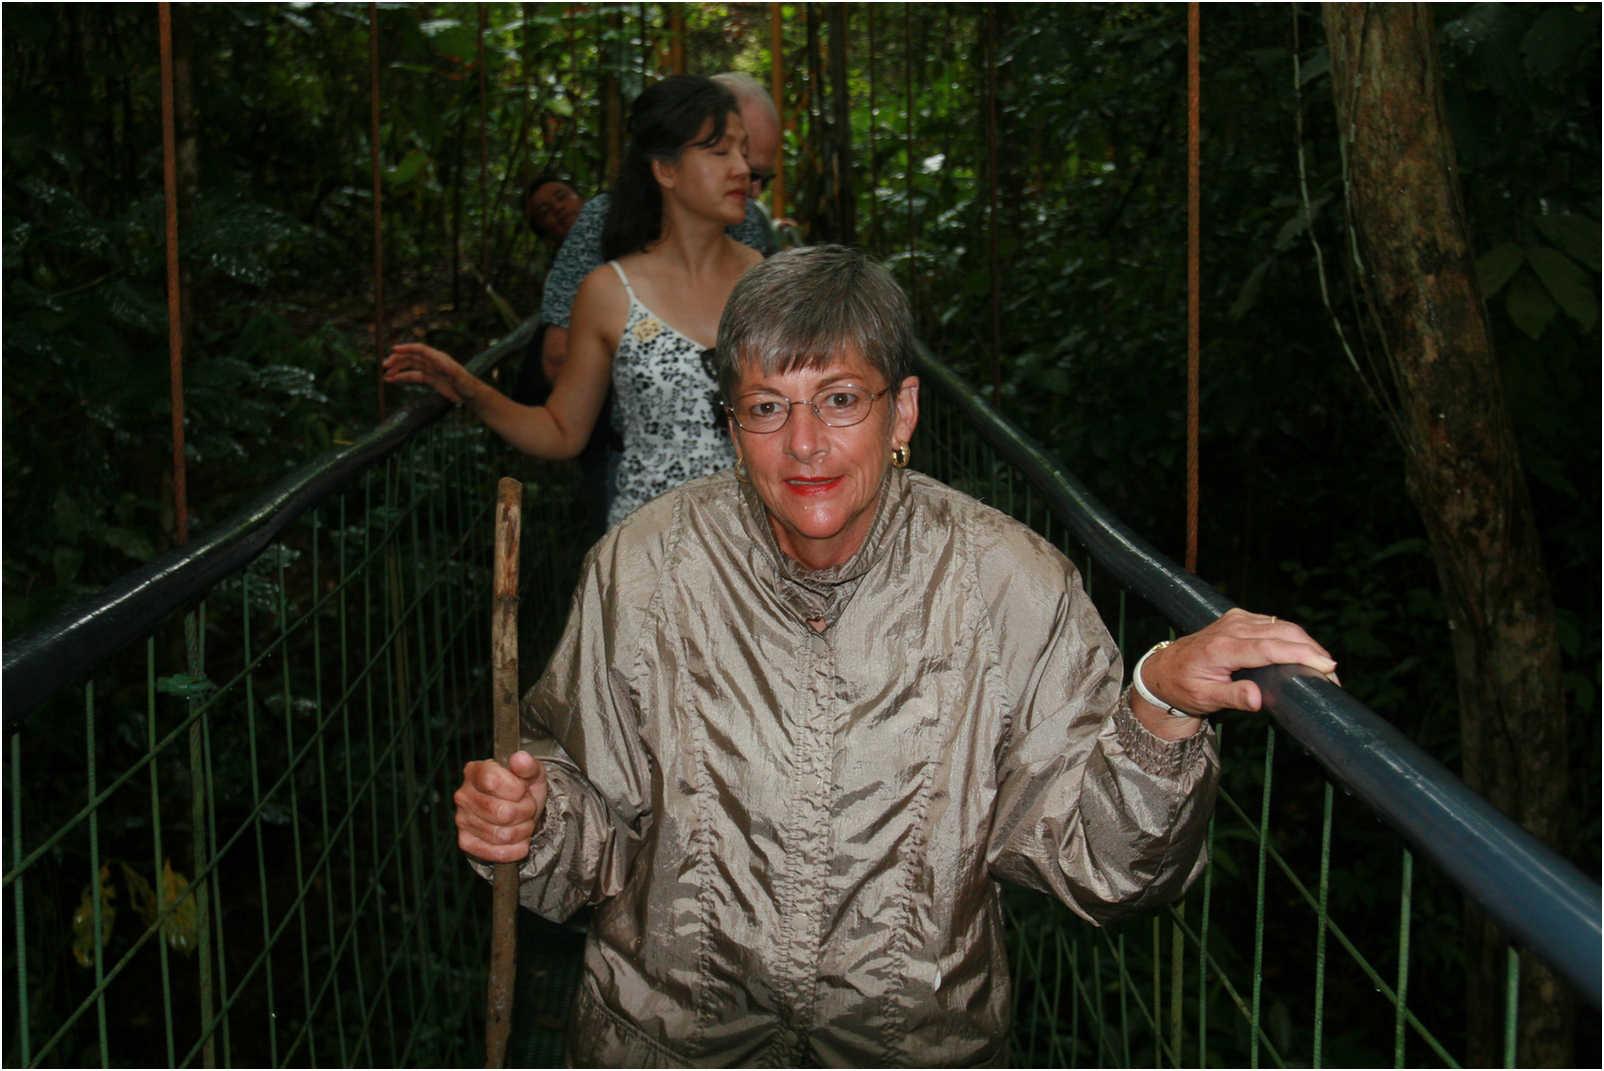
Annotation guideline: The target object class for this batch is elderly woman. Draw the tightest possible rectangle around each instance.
[455,245,1337,1066]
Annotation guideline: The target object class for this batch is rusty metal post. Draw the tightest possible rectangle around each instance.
[669,4,686,74]
[1186,3,1201,574]
[371,3,387,419]
[159,3,189,548]
[770,3,787,221]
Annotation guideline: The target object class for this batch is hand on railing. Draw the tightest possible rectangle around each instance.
[384,342,481,407]
[455,751,549,863]
[1129,608,1339,740]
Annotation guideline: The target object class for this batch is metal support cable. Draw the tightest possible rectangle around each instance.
[159,2,188,547]
[985,5,1002,406]
[478,7,489,287]
[1186,3,1201,573]
[770,4,786,221]
[903,3,916,322]
[371,3,387,420]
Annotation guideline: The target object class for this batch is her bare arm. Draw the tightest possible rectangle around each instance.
[382,268,623,458]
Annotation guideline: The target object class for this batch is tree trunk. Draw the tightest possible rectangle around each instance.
[1321,6,1571,1067]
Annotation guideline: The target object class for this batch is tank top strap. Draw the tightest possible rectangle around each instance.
[607,260,638,304]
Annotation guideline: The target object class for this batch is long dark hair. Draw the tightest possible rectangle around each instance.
[601,75,738,261]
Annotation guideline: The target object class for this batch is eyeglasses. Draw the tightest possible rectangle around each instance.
[724,384,891,434]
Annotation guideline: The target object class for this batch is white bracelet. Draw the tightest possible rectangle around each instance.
[1132,641,1198,719]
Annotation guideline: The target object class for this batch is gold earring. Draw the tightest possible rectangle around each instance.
[734,457,750,483]
[890,444,910,469]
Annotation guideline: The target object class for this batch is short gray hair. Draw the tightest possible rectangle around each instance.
[714,245,914,399]
[712,71,778,122]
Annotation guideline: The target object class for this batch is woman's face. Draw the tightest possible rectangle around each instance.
[729,347,919,571]
[654,113,751,227]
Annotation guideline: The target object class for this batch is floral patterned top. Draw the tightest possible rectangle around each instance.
[604,261,735,527]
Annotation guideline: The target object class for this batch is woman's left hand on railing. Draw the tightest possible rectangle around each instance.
[384,342,483,408]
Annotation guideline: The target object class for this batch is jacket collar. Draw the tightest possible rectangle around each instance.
[739,467,911,630]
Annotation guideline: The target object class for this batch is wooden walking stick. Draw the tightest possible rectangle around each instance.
[485,476,522,1068]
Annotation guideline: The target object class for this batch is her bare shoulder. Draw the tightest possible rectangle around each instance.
[733,240,764,271]
[572,262,629,348]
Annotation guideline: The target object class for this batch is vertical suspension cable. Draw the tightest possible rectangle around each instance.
[371,3,387,419]
[670,5,685,74]
[161,22,216,1060]
[903,3,917,323]
[771,4,787,221]
[867,5,878,252]
[568,3,579,141]
[1314,781,1335,1068]
[477,6,488,286]
[1394,849,1414,1066]
[984,11,1001,387]
[159,2,188,546]
[1502,949,1520,1068]
[1185,4,1201,573]
[603,6,622,184]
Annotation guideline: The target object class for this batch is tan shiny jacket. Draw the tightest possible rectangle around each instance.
[507,468,1218,1066]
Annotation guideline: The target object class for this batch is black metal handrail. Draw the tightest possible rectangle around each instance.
[1,320,538,730]
[913,340,1602,1008]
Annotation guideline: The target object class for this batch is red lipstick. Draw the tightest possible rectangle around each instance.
[784,476,841,496]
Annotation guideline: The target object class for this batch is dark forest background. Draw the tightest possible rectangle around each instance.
[3,2,1598,1063]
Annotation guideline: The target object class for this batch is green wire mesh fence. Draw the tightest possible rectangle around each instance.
[3,328,590,1067]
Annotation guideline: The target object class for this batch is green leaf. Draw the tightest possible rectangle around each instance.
[1230,259,1271,322]
[1533,214,1600,273]
[387,148,429,188]
[51,490,87,541]
[1367,538,1427,565]
[98,526,155,562]
[1522,7,1593,80]
[1475,242,1524,297]
[156,673,216,699]
[1504,270,1556,340]
[1297,47,1330,87]
[1563,671,1595,715]
[52,547,83,585]
[1526,247,1597,331]
[419,17,475,61]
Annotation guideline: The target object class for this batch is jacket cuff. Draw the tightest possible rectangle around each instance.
[1114,687,1213,778]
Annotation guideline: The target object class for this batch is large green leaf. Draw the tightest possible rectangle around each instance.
[420,17,476,62]
[1503,269,1557,340]
[1230,258,1271,322]
[387,148,431,188]
[1522,6,1595,80]
[1526,246,1598,331]
[1533,214,1600,273]
[1474,241,1524,297]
